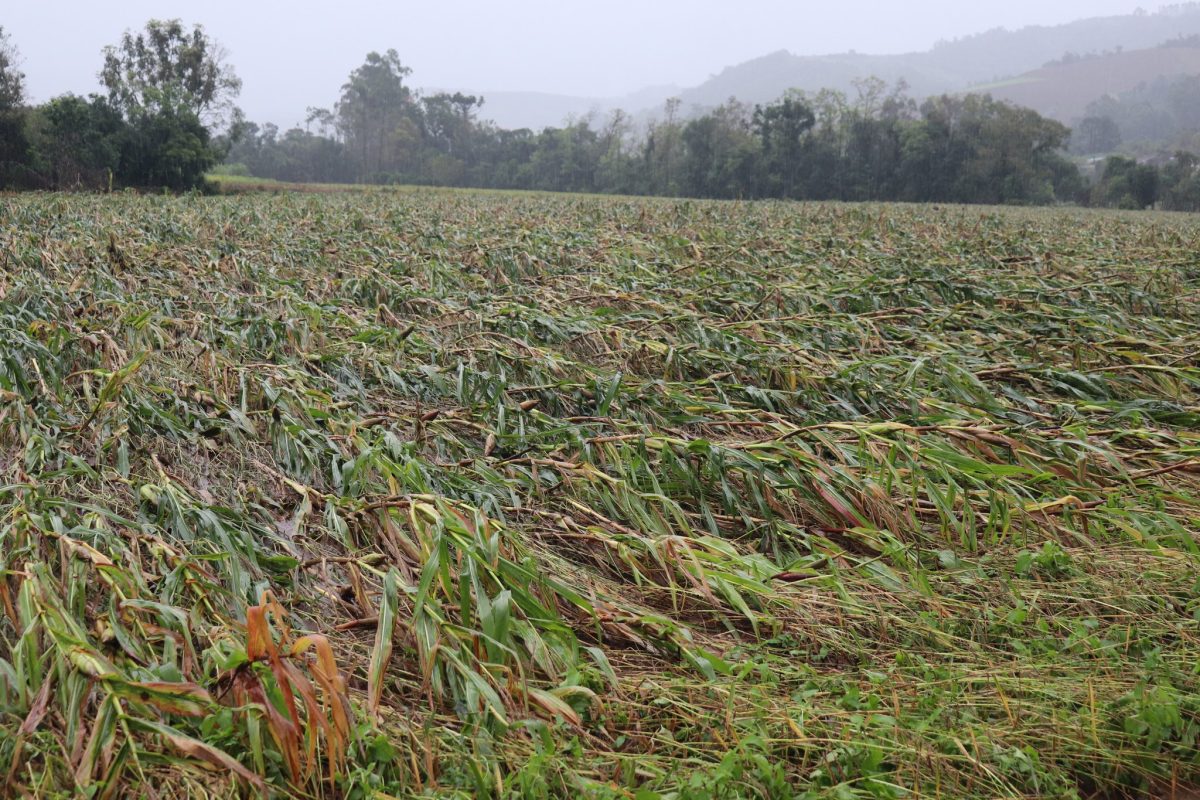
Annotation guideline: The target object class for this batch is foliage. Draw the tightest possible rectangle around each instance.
[1161,150,1200,210]
[0,25,23,111]
[0,19,233,191]
[120,102,221,190]
[25,95,125,189]
[224,65,1083,206]
[1082,151,1200,212]
[1083,73,1200,153]
[905,94,1078,204]
[1071,116,1122,155]
[1,191,1199,798]
[1092,155,1162,209]
[94,19,236,191]
[752,95,816,197]
[99,18,242,125]
[0,26,30,186]
[333,49,415,182]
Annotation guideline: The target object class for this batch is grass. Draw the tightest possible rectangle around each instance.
[966,76,1042,92]
[204,173,621,201]
[206,173,381,194]
[0,191,1199,799]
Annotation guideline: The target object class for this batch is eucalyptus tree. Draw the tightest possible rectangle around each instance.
[336,50,416,181]
[97,19,241,189]
[0,27,30,182]
[100,18,241,126]
[0,26,23,111]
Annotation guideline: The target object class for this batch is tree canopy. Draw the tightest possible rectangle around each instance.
[0,20,234,190]
[100,19,241,124]
[334,49,413,181]
[0,26,24,111]
[226,66,1086,207]
[0,27,30,185]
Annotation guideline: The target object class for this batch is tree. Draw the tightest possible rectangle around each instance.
[904,95,1073,205]
[0,26,24,111]
[1161,151,1200,211]
[100,19,241,125]
[421,92,482,155]
[305,106,337,138]
[753,96,816,197]
[1073,116,1121,155]
[642,98,684,194]
[97,20,237,189]
[0,26,32,186]
[121,103,219,190]
[681,99,758,198]
[528,120,601,193]
[839,80,913,200]
[336,50,415,181]
[595,108,635,193]
[1093,156,1160,209]
[27,95,126,189]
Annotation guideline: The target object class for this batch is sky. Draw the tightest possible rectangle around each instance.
[5,0,1152,127]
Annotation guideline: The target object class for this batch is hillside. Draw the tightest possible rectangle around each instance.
[472,84,681,131]
[466,6,1200,128]
[977,43,1200,123]
[677,7,1200,110]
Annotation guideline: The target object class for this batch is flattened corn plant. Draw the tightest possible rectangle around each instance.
[1,191,1199,799]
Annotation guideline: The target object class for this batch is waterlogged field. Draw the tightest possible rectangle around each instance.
[1,191,1200,799]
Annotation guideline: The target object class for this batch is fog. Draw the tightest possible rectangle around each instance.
[6,0,1151,126]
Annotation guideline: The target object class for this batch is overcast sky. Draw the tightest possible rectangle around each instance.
[6,0,1151,126]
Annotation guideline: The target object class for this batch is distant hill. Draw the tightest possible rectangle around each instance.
[675,6,1200,111]
[466,85,680,131]
[465,5,1200,129]
[971,43,1200,123]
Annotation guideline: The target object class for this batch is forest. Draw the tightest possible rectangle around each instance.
[2,20,1200,210]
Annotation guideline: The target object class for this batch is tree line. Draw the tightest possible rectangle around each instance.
[0,21,240,191]
[225,62,1087,206]
[2,20,1200,210]
[1087,153,1200,210]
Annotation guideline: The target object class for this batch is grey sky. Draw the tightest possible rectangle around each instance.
[7,0,1151,126]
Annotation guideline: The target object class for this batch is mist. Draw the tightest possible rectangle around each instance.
[7,0,1150,127]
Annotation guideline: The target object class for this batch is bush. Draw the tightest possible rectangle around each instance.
[120,105,220,191]
[27,95,125,190]
[209,162,250,177]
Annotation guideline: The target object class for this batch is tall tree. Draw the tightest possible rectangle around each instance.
[336,50,415,181]
[1072,117,1122,155]
[0,26,23,111]
[100,19,241,125]
[681,99,757,198]
[98,20,236,189]
[643,98,684,195]
[753,96,816,197]
[596,108,635,193]
[0,27,31,184]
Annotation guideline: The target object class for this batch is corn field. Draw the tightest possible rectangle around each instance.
[1,191,1199,799]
